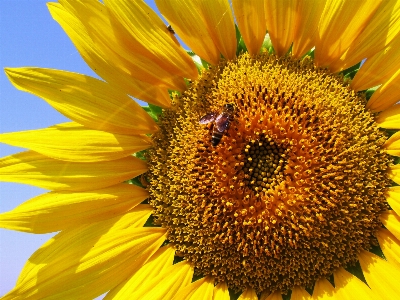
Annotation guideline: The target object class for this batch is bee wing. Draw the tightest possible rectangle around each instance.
[215,113,230,132]
[199,112,216,124]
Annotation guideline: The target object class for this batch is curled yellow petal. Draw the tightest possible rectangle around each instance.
[172,276,214,300]
[131,261,194,300]
[103,0,197,80]
[0,184,149,233]
[384,131,400,157]
[376,228,400,268]
[366,70,400,112]
[238,288,258,300]
[0,122,152,162]
[2,218,167,300]
[0,150,147,191]
[48,2,172,107]
[387,186,400,216]
[380,210,400,241]
[330,0,400,72]
[5,67,158,135]
[105,245,176,299]
[358,249,400,298]
[292,0,326,58]
[314,0,381,68]
[333,267,376,299]
[231,0,266,56]
[265,0,297,57]
[213,281,230,300]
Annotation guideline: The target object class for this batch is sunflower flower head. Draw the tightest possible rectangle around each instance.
[1,0,400,299]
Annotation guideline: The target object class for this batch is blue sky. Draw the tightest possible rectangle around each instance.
[0,0,161,296]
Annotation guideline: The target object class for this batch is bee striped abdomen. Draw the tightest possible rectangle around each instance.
[211,130,224,146]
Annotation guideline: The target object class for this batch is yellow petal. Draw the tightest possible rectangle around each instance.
[0,122,152,162]
[156,0,236,64]
[292,0,326,58]
[291,286,312,300]
[102,0,197,80]
[198,0,236,61]
[314,0,381,68]
[5,67,158,135]
[376,228,400,268]
[155,0,219,65]
[330,0,400,72]
[0,150,147,192]
[384,131,400,157]
[265,0,297,57]
[58,0,186,91]
[351,37,400,91]
[132,261,194,299]
[172,276,214,300]
[213,281,230,300]
[262,291,282,300]
[366,70,400,112]
[2,218,167,300]
[388,165,400,186]
[312,277,335,299]
[380,210,400,241]
[387,186,400,216]
[47,2,172,107]
[231,0,266,56]
[375,104,400,129]
[238,288,258,300]
[105,245,176,299]
[333,267,376,300]
[0,184,149,233]
[358,249,400,298]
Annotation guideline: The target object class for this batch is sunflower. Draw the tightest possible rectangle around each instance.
[1,0,400,299]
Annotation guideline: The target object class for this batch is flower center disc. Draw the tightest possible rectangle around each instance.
[147,53,391,293]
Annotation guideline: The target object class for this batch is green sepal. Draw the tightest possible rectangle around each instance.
[127,176,144,188]
[144,215,160,227]
[235,24,247,56]
[345,260,368,284]
[228,289,241,300]
[187,50,209,72]
[340,62,361,80]
[142,103,163,122]
[365,85,379,100]
[261,32,274,54]
[282,291,292,300]
[303,48,315,59]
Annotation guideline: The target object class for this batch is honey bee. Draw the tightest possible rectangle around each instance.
[199,103,235,147]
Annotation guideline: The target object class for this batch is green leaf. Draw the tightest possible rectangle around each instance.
[235,24,247,56]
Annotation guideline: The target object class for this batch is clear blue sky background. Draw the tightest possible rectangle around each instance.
[0,0,164,296]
